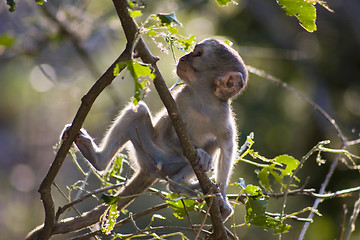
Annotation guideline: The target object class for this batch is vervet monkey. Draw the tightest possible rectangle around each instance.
[62,38,248,221]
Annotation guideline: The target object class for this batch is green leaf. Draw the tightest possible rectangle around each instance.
[147,30,157,37]
[113,62,127,76]
[223,39,233,47]
[131,61,155,80]
[114,61,153,105]
[174,35,196,52]
[101,203,119,235]
[277,0,317,32]
[244,184,263,197]
[168,26,178,34]
[166,193,196,219]
[246,196,291,234]
[274,223,291,234]
[130,10,142,18]
[127,60,154,105]
[0,34,15,47]
[216,0,237,7]
[245,196,267,223]
[6,0,16,12]
[274,154,300,176]
[35,0,47,5]
[157,12,182,26]
[108,155,123,178]
[257,164,274,190]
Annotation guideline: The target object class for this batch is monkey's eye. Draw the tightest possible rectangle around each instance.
[194,50,202,57]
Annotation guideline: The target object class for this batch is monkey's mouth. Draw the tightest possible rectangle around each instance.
[176,64,185,71]
[176,66,187,79]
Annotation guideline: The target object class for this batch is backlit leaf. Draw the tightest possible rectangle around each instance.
[245,184,263,197]
[0,34,15,47]
[257,164,274,190]
[166,193,196,219]
[216,0,237,6]
[246,196,291,234]
[113,62,127,76]
[175,35,196,52]
[35,0,47,5]
[6,0,16,12]
[277,0,317,32]
[130,10,142,18]
[101,203,119,235]
[116,61,153,105]
[157,12,182,26]
[275,154,300,176]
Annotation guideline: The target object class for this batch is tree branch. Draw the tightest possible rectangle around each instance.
[30,29,133,240]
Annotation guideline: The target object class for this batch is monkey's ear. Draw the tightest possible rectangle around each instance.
[214,71,245,100]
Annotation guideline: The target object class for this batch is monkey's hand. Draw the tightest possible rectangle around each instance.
[61,124,92,147]
[61,124,100,167]
[194,148,212,172]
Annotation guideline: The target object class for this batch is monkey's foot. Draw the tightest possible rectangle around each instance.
[219,197,234,222]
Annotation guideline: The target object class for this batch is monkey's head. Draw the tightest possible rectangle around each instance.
[177,38,248,100]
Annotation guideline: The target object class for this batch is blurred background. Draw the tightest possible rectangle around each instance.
[0,0,359,239]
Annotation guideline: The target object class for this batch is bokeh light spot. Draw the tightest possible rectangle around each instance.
[10,164,35,192]
[30,64,56,92]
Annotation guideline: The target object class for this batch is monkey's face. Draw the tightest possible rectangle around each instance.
[176,38,248,99]
[176,45,203,83]
[176,42,218,84]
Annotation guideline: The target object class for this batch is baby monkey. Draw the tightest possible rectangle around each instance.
[62,38,248,221]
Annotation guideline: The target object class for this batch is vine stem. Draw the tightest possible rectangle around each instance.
[247,66,347,143]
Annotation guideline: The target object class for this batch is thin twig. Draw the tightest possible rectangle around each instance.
[195,197,213,240]
[69,203,169,240]
[247,66,347,143]
[339,204,348,240]
[56,182,125,220]
[279,141,329,231]
[345,138,360,146]
[53,182,82,217]
[344,193,360,240]
[299,151,344,240]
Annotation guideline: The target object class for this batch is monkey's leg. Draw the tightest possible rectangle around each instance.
[61,102,158,170]
[215,142,235,221]
[164,148,212,196]
[167,164,198,196]
[93,102,169,171]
